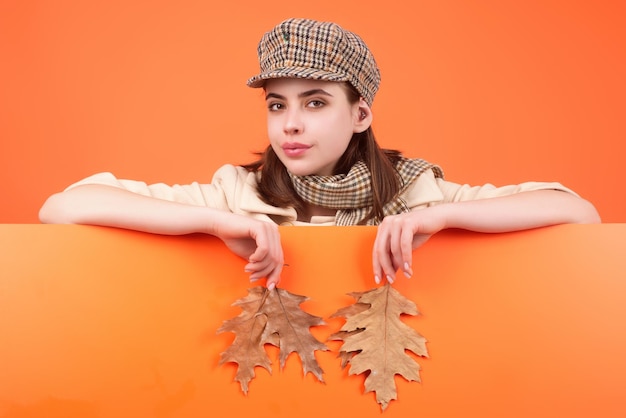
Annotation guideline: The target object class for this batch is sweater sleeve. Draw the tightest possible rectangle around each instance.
[64,165,297,221]
[436,178,579,203]
[402,168,579,209]
[63,165,247,209]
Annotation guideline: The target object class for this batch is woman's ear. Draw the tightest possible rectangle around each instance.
[353,99,373,133]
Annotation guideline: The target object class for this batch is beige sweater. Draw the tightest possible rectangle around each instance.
[66,164,576,226]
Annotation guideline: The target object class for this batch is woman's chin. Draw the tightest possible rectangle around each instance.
[283,162,321,177]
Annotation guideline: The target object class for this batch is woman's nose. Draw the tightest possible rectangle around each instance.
[283,109,303,134]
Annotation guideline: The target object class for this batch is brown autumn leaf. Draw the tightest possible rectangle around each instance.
[330,298,370,368]
[329,284,428,411]
[217,286,328,394]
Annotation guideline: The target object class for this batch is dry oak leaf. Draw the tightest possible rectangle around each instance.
[330,284,428,411]
[217,286,328,394]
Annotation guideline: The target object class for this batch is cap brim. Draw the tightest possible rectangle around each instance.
[247,66,349,88]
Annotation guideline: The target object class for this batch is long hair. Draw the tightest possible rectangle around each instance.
[241,83,403,224]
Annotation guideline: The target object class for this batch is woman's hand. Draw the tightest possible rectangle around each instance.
[372,207,446,284]
[372,190,600,285]
[210,214,284,290]
[39,184,286,289]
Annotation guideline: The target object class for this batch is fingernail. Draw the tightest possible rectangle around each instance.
[403,262,412,278]
[267,282,275,291]
[386,275,394,284]
[374,275,380,284]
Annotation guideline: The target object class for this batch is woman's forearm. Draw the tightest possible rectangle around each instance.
[439,189,601,233]
[39,184,223,235]
[39,184,285,287]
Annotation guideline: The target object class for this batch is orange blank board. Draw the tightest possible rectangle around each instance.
[1,224,626,417]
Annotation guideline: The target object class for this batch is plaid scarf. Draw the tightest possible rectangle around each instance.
[289,157,444,225]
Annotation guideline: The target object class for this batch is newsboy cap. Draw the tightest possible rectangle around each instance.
[247,18,381,106]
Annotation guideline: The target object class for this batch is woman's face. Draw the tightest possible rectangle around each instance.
[264,78,370,176]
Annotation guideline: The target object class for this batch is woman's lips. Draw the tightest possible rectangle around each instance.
[282,142,312,157]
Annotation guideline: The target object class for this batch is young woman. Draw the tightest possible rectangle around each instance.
[39,18,600,290]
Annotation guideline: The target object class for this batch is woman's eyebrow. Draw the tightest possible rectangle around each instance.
[265,89,334,101]
[265,92,284,100]
[298,89,333,98]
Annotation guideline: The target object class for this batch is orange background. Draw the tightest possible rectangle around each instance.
[1,0,625,223]
[1,224,626,417]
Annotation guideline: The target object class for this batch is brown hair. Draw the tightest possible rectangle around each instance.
[241,83,402,224]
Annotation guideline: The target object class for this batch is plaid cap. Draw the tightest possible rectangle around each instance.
[247,18,381,106]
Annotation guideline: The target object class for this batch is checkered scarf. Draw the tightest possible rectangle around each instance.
[289,157,444,225]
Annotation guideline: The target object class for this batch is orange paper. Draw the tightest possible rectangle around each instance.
[1,224,625,417]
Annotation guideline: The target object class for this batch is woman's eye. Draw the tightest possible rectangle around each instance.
[268,102,283,111]
[307,100,325,108]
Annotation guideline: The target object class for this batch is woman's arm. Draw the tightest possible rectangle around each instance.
[39,184,284,289]
[372,189,601,284]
